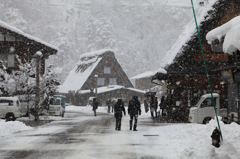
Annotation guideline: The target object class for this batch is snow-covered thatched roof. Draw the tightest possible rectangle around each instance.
[77,85,146,94]
[131,71,156,80]
[206,16,240,55]
[58,49,114,93]
[159,0,218,70]
[131,69,167,80]
[0,20,58,51]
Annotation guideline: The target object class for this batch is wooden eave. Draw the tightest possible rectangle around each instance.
[0,26,57,59]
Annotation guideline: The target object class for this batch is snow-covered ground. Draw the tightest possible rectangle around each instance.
[1,105,240,158]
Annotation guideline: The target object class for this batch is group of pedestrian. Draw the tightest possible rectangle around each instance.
[114,96,141,131]
[92,96,141,131]
[144,96,158,118]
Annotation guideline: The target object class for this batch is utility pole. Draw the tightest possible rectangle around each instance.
[35,51,42,121]
[94,74,98,99]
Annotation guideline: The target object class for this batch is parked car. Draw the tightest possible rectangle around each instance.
[188,93,227,124]
[0,97,22,121]
[48,95,66,117]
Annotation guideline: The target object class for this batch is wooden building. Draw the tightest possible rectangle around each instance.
[59,49,145,106]
[0,20,57,75]
[205,1,240,123]
[151,0,236,111]
[131,71,157,91]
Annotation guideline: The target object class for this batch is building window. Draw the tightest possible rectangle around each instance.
[109,78,116,85]
[0,54,15,67]
[0,33,4,41]
[97,78,105,86]
[5,34,15,41]
[104,67,111,74]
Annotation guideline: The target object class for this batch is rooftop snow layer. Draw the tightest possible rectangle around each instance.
[131,71,156,79]
[58,57,102,93]
[58,49,114,93]
[0,20,58,51]
[160,0,217,69]
[77,85,146,94]
[79,49,114,61]
[206,16,240,55]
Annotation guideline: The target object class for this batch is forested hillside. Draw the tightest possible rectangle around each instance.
[0,0,195,82]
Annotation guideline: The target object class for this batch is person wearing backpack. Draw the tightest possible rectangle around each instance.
[128,96,141,131]
[114,99,126,131]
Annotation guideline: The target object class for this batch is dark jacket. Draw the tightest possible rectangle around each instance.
[114,99,126,118]
[106,99,111,106]
[159,96,166,109]
[128,96,141,116]
[93,98,99,110]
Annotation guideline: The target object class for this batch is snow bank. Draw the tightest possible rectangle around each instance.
[1,105,240,159]
[0,119,32,137]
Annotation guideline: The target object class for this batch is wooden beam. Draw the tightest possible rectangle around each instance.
[157,79,168,90]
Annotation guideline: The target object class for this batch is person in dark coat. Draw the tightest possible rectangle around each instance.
[144,100,149,113]
[128,96,141,131]
[114,99,126,131]
[112,99,116,113]
[160,96,167,116]
[106,99,111,113]
[92,98,99,116]
[149,97,155,117]
[153,97,158,118]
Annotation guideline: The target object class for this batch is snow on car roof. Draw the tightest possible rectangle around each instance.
[0,97,18,101]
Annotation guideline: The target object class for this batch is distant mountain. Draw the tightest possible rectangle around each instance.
[0,0,199,83]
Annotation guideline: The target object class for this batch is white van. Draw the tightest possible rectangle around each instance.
[0,97,21,121]
[49,95,66,117]
[188,93,227,124]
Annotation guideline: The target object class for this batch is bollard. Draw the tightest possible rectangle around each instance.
[211,127,221,148]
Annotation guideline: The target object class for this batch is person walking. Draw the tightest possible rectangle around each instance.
[160,96,167,116]
[144,100,149,113]
[149,97,154,117]
[153,97,158,118]
[92,98,99,116]
[106,99,111,113]
[128,96,141,131]
[114,99,126,131]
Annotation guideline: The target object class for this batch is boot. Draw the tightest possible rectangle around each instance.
[133,124,137,131]
[129,120,132,130]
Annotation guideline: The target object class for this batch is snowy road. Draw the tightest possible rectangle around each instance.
[0,107,164,159]
[0,106,239,159]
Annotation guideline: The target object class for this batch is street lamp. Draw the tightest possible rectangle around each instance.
[94,75,98,99]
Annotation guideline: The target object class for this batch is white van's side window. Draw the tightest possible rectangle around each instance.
[17,100,20,107]
[0,100,13,106]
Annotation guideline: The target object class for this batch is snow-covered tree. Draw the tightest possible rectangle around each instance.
[0,60,9,96]
[85,16,116,52]
[39,64,60,113]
